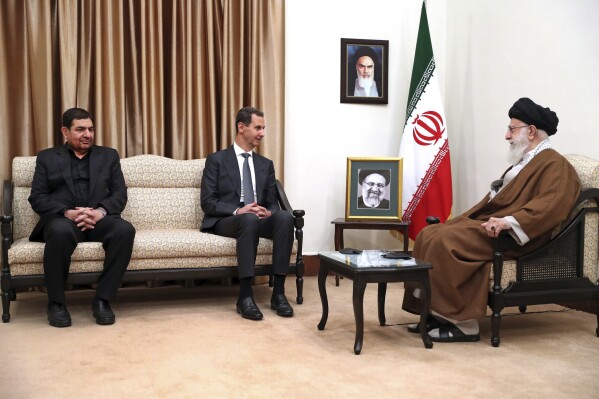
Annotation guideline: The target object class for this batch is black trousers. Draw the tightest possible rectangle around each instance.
[41,216,135,304]
[213,211,294,279]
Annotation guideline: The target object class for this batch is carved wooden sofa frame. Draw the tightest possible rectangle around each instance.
[1,155,305,323]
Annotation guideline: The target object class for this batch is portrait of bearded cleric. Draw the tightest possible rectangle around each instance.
[341,38,388,105]
[357,169,391,210]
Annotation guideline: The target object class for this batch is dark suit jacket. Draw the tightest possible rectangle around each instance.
[200,146,279,231]
[28,144,128,242]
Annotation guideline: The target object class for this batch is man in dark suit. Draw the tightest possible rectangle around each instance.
[200,106,294,321]
[357,169,390,209]
[29,108,135,328]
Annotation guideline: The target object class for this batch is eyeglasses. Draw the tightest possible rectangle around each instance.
[506,124,529,133]
[364,182,385,189]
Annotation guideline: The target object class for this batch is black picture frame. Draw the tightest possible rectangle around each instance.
[345,157,403,221]
[340,38,389,104]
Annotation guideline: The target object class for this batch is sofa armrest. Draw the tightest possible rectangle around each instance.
[2,180,15,277]
[491,231,518,292]
[2,180,13,219]
[275,179,305,228]
[574,187,599,209]
[275,179,293,212]
[2,180,14,240]
[275,179,305,274]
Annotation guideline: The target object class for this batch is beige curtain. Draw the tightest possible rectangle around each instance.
[0,0,285,188]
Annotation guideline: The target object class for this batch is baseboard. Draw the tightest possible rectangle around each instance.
[303,255,320,276]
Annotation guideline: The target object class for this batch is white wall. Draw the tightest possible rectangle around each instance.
[285,0,599,255]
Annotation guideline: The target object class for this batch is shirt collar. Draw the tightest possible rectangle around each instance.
[65,143,93,158]
[520,138,552,167]
[233,142,252,157]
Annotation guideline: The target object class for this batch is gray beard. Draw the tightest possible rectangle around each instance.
[363,193,381,207]
[507,141,528,165]
[357,75,374,90]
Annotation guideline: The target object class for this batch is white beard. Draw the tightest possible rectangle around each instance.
[357,74,374,91]
[363,191,382,207]
[507,136,529,165]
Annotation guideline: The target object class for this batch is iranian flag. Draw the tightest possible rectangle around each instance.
[399,1,452,240]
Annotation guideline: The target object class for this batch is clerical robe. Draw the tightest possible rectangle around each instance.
[404,149,581,321]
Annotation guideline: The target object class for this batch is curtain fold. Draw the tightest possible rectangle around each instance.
[0,0,285,185]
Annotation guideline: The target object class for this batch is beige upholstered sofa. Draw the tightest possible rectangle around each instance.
[1,155,305,322]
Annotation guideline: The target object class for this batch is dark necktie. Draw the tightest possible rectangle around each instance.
[241,153,254,205]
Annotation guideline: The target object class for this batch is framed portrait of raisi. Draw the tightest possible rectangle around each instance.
[345,157,403,221]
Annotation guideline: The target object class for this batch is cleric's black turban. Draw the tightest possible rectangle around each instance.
[358,169,390,186]
[508,97,559,135]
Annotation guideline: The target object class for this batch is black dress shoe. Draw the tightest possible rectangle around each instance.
[47,302,72,328]
[270,294,293,317]
[236,297,263,320]
[92,299,115,325]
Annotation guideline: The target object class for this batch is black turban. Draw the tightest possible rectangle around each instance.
[508,97,559,136]
[358,169,390,186]
[353,46,378,66]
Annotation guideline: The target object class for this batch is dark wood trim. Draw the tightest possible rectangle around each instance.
[559,300,598,314]
[304,255,320,276]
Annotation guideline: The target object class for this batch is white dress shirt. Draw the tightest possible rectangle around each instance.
[233,142,256,204]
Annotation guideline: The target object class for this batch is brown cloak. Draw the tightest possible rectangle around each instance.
[404,149,581,321]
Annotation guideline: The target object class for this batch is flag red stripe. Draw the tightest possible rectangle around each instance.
[406,151,452,240]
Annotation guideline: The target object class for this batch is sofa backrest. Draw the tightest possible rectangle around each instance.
[11,155,206,240]
[563,154,599,283]
[565,154,599,191]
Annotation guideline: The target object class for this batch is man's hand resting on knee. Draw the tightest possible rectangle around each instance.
[235,202,272,219]
[64,207,105,231]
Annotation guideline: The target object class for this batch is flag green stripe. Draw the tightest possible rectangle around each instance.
[405,2,434,123]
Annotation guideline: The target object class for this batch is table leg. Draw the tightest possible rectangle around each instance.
[352,279,367,355]
[418,274,433,349]
[402,228,409,253]
[317,265,329,331]
[334,226,343,286]
[377,283,387,326]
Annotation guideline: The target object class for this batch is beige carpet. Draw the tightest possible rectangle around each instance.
[1,276,598,399]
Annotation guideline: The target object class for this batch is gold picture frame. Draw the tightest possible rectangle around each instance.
[345,157,403,221]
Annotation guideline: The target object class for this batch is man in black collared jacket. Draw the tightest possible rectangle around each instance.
[29,108,135,328]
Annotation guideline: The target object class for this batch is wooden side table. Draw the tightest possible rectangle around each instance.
[331,218,411,285]
[318,251,433,354]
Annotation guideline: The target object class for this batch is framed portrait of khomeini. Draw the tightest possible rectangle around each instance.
[346,157,402,221]
[340,38,389,104]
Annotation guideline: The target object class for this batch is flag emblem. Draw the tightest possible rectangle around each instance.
[412,111,445,146]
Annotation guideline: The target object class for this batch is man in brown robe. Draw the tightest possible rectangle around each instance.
[403,98,581,342]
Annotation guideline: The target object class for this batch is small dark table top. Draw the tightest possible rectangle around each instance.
[319,250,430,276]
[331,218,410,228]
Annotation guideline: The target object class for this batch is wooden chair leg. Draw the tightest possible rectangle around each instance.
[491,310,501,347]
[519,305,527,313]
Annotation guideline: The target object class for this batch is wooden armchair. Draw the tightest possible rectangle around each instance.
[429,154,599,347]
